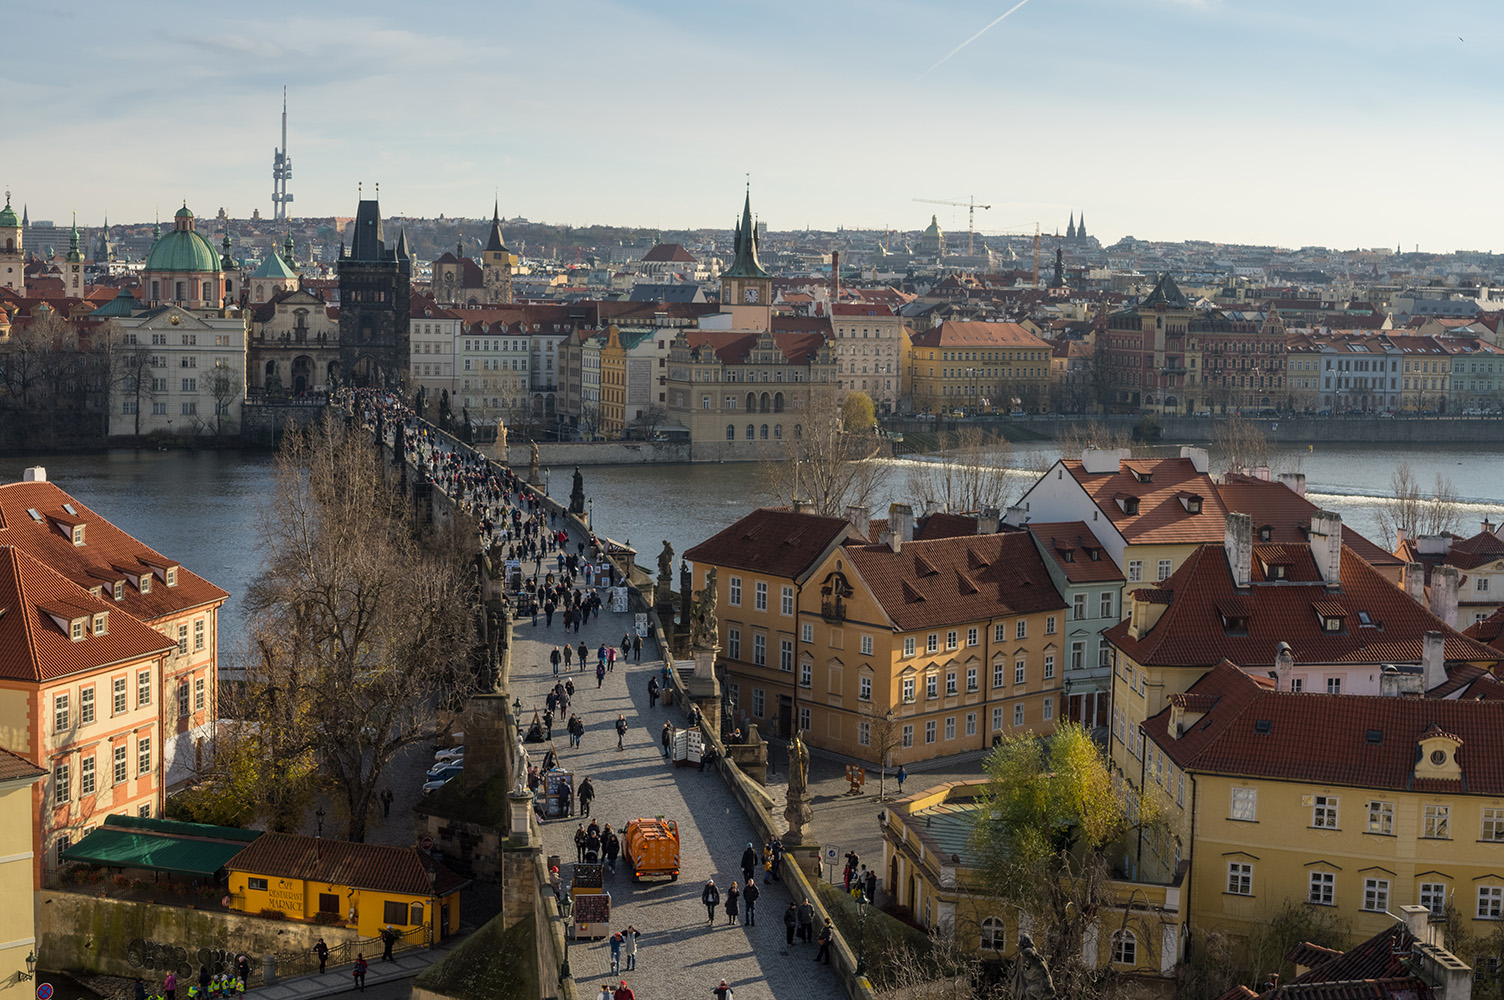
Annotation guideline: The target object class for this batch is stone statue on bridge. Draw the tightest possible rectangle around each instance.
[690,567,719,649]
[783,732,813,844]
[658,541,674,586]
[528,441,541,484]
[570,467,585,515]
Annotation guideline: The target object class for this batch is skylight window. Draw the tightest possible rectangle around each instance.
[62,504,77,515]
[25,509,41,522]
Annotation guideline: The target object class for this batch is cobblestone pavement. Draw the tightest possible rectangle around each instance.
[511,573,845,999]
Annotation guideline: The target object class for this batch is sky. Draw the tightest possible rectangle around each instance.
[6,0,1501,252]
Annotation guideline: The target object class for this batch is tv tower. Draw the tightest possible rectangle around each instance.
[272,87,293,221]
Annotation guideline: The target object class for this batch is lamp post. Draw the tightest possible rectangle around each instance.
[428,869,438,948]
[315,807,324,838]
[855,888,870,978]
[18,952,35,982]
[587,498,594,530]
[543,466,550,497]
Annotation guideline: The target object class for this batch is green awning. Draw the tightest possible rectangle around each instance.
[60,814,261,878]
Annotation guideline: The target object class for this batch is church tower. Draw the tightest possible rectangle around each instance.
[481,201,516,304]
[338,193,411,391]
[1077,212,1088,242]
[64,215,84,297]
[1066,212,1076,241]
[0,192,22,294]
[719,187,772,329]
[96,217,115,264]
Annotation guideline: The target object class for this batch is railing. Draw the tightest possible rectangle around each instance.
[268,925,427,979]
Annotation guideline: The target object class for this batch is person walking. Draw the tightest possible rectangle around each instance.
[578,641,589,671]
[609,930,623,975]
[381,925,396,961]
[783,902,798,945]
[596,984,612,1000]
[769,837,783,882]
[647,675,659,708]
[575,824,588,862]
[621,632,632,657]
[739,843,757,886]
[315,937,329,974]
[602,825,620,874]
[815,919,833,964]
[661,722,673,757]
[563,643,573,670]
[551,645,562,675]
[724,881,740,925]
[612,982,636,1000]
[353,955,367,992]
[198,966,210,998]
[607,645,617,672]
[164,972,177,1000]
[579,776,595,818]
[741,879,759,926]
[622,925,639,970]
[896,764,907,794]
[713,980,733,1000]
[797,898,814,943]
[596,662,606,689]
[701,880,720,925]
[615,714,627,750]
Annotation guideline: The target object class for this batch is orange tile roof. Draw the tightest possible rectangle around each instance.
[908,320,1049,350]
[1217,474,1400,568]
[685,508,854,581]
[226,833,467,897]
[1026,522,1123,584]
[0,546,174,682]
[1061,457,1229,545]
[843,532,1066,631]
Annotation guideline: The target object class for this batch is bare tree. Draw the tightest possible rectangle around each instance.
[1374,460,1463,547]
[859,703,905,799]
[243,415,481,841]
[759,387,885,517]
[905,426,1014,515]
[206,362,242,439]
[630,403,669,441]
[108,333,158,439]
[1211,417,1272,474]
[1053,420,1134,461]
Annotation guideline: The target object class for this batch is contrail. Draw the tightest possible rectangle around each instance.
[921,0,1034,78]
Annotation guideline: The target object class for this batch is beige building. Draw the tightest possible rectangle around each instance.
[906,320,1053,414]
[830,303,904,414]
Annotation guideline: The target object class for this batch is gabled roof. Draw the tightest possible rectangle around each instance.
[685,508,855,582]
[1060,457,1229,546]
[842,532,1066,631]
[226,832,467,897]
[642,243,697,263]
[1217,474,1401,569]
[1397,527,1504,582]
[1109,540,1500,671]
[1140,273,1190,309]
[908,320,1048,350]
[1027,522,1124,584]
[1234,922,1436,1000]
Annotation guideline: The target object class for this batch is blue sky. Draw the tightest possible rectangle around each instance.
[7,1,1499,251]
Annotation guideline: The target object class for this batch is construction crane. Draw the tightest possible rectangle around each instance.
[913,196,991,255]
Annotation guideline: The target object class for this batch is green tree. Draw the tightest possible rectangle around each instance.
[842,390,876,431]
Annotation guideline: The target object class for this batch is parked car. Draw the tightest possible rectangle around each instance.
[425,762,463,781]
[422,774,457,796]
[434,745,465,763]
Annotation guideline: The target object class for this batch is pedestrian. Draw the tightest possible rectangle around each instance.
[382,925,396,961]
[783,902,798,945]
[613,981,636,1000]
[740,842,757,885]
[816,919,833,963]
[662,722,673,757]
[865,867,877,903]
[597,985,612,1000]
[579,776,595,818]
[725,881,740,925]
[353,955,367,992]
[797,898,814,943]
[198,966,210,997]
[551,645,562,675]
[566,678,576,699]
[607,645,617,672]
[597,643,607,669]
[609,930,623,974]
[622,925,639,970]
[769,837,783,882]
[545,601,555,627]
[713,979,733,1000]
[701,879,720,924]
[633,633,642,662]
[135,979,147,1000]
[381,786,394,818]
[648,675,659,708]
[597,662,606,689]
[564,644,573,670]
[578,641,589,671]
[622,632,632,655]
[615,714,627,750]
[742,879,759,926]
[897,764,906,794]
[315,937,329,974]
[165,972,177,1000]
[602,824,620,874]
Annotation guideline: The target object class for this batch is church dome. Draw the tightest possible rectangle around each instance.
[144,204,222,274]
[0,198,17,230]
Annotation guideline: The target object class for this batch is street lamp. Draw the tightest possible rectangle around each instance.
[587,498,594,529]
[18,952,35,982]
[315,807,325,838]
[543,466,550,497]
[855,888,870,978]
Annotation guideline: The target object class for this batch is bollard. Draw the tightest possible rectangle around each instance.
[262,955,277,986]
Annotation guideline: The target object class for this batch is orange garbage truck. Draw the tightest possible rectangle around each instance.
[623,817,680,882]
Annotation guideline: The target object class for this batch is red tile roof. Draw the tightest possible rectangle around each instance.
[226,833,467,897]
[1216,474,1400,568]
[0,480,228,627]
[1107,542,1499,670]
[1027,522,1123,584]
[641,244,697,263]
[685,509,854,581]
[0,746,46,783]
[1464,606,1504,652]
[908,321,1049,350]
[1061,457,1229,545]
[843,532,1066,631]
[0,546,174,682]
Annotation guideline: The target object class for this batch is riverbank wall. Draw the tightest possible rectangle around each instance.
[891,413,1504,447]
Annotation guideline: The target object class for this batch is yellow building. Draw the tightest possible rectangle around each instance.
[686,506,1068,763]
[1139,661,1504,955]
[882,780,1184,982]
[1396,521,1504,629]
[1396,336,1453,412]
[0,749,45,993]
[599,325,627,438]
[905,320,1053,415]
[227,833,466,941]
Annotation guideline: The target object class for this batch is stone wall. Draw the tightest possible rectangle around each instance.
[37,889,361,979]
[239,402,329,448]
[504,441,690,467]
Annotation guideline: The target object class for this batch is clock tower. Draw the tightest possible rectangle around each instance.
[719,188,772,330]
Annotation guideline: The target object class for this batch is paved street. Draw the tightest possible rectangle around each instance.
[511,554,845,1000]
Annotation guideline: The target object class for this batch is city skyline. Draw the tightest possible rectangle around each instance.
[7,0,1500,252]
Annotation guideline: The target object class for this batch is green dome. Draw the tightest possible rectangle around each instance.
[0,202,17,229]
[144,228,223,273]
[175,204,195,220]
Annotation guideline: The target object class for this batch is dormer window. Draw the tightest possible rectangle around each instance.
[1179,494,1203,514]
[1323,616,1343,633]
[70,619,84,641]
[1258,525,1273,542]
[139,574,151,595]
[1221,614,1249,634]
[113,581,125,601]
[92,613,107,636]
[71,524,85,546]
[1115,495,1141,515]
[166,567,178,587]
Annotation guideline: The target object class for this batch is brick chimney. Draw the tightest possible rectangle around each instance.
[1225,512,1253,589]
[1278,472,1306,497]
[883,503,914,554]
[977,506,1001,535]
[1431,565,1460,628]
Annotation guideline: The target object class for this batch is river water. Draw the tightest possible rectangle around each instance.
[6,440,1502,653]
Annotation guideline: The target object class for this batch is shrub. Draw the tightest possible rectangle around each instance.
[312,911,342,926]
[258,908,288,921]
[114,875,131,889]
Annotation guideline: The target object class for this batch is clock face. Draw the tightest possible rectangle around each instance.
[744,287,759,303]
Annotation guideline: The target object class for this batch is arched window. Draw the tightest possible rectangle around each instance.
[760,392,770,412]
[794,424,802,438]
[774,392,784,412]
[760,424,769,439]
[410,902,424,926]
[175,280,186,301]
[746,392,757,412]
[774,424,782,439]
[1111,929,1137,966]
[745,424,754,440]
[979,917,1004,951]
[726,424,735,440]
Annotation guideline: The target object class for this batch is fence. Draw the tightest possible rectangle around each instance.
[267,925,427,980]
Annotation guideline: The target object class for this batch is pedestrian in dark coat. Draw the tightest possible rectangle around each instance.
[797,898,814,943]
[725,882,740,925]
[701,880,720,924]
[742,880,759,925]
[816,920,833,964]
[783,902,798,945]
[740,843,757,885]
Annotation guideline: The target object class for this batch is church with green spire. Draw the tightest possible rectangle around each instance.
[718,188,772,329]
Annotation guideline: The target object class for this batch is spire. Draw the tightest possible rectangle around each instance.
[1066,212,1076,241]
[485,200,508,253]
[1077,212,1087,239]
[396,227,410,260]
[721,185,770,279]
[283,227,296,266]
[22,204,28,227]
[65,213,83,264]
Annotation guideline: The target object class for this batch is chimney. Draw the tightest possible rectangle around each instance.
[22,466,46,482]
[793,500,812,515]
[1003,504,1028,527]
[1274,641,1293,684]
[977,506,1000,535]
[1422,630,1447,691]
[1278,472,1307,497]
[1224,512,1253,589]
[1431,565,1460,628]
[887,503,914,554]
[1484,517,1497,536]
[831,250,840,306]
[1404,563,1426,604]
[1402,903,1431,945]
[846,504,871,541]
[1380,664,1424,698]
[1179,446,1209,474]
[1308,510,1343,587]
[1081,447,1129,474]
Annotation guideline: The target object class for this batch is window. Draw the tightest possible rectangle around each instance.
[383,900,409,925]
[1485,809,1504,842]
[1230,787,1257,821]
[177,682,189,717]
[754,581,767,611]
[902,677,915,702]
[800,662,811,688]
[903,636,915,657]
[966,712,977,736]
[753,634,766,666]
[194,677,206,711]
[1015,660,1026,685]
[926,633,938,653]
[803,623,815,643]
[781,586,794,616]
[980,917,1004,951]
[967,627,978,646]
[138,737,151,775]
[945,671,958,695]
[966,666,978,692]
[729,577,742,606]
[92,613,106,636]
[1481,886,1504,920]
[193,619,204,651]
[71,619,83,640]
[1042,698,1054,721]
[1309,871,1335,906]
[861,634,874,655]
[247,877,269,892]
[858,721,870,746]
[728,628,740,659]
[1227,862,1253,895]
[1313,795,1339,828]
[1110,929,1137,966]
[177,624,188,655]
[1424,804,1450,839]
[944,716,955,740]
[54,694,69,732]
[166,568,177,587]
[752,688,765,717]
[1100,591,1114,618]
[72,524,86,546]
[79,753,98,795]
[859,676,872,700]
[779,639,793,672]
[1013,704,1024,726]
[1157,559,1172,582]
[113,744,127,784]
[994,623,1006,642]
[80,687,94,725]
[1128,560,1143,583]
[1073,594,1086,620]
[113,581,124,601]
[1363,878,1390,913]
[924,720,936,744]
[902,724,914,748]
[945,630,958,650]
[1419,882,1447,915]
[926,674,938,699]
[1016,620,1027,640]
[992,707,1003,733]
[1367,800,1394,835]
[113,677,127,715]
